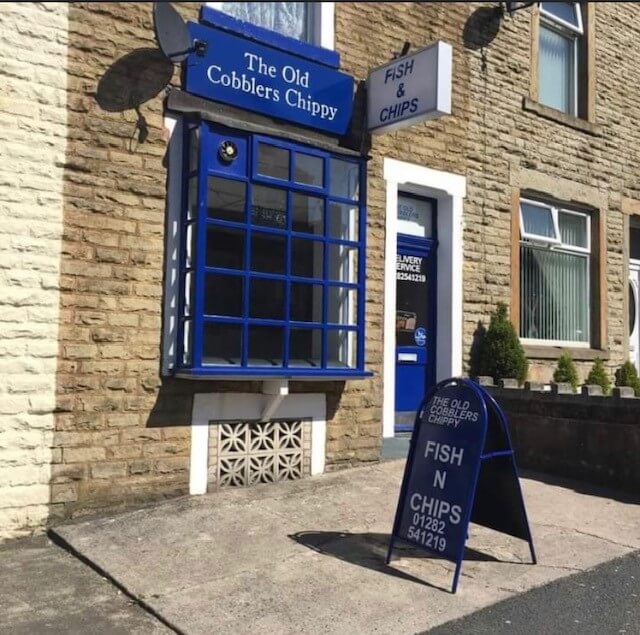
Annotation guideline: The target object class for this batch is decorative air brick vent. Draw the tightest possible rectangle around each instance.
[208,420,311,488]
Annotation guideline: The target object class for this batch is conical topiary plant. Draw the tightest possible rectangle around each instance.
[478,302,528,385]
[615,360,640,397]
[553,353,579,393]
[585,357,611,395]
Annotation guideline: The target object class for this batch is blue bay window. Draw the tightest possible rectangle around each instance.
[176,121,368,378]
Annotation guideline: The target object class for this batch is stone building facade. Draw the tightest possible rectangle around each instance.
[1,2,639,540]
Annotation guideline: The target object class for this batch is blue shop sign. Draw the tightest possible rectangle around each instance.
[184,21,354,135]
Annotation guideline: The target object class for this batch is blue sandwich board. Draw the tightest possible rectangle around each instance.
[387,377,536,593]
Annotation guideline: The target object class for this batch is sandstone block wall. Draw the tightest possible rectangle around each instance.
[0,3,69,539]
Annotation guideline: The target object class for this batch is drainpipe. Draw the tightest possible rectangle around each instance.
[260,379,289,422]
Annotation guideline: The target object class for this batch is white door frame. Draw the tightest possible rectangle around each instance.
[629,261,640,369]
[382,159,466,438]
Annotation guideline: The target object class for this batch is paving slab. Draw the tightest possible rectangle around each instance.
[0,535,169,634]
[51,461,640,634]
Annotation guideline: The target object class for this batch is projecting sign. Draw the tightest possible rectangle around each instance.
[184,21,354,135]
[367,41,452,134]
[387,378,536,593]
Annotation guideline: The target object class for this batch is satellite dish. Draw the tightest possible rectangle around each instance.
[153,2,193,63]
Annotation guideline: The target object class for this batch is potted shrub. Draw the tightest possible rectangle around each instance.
[585,357,611,395]
[477,302,528,385]
[615,361,640,397]
[553,353,579,393]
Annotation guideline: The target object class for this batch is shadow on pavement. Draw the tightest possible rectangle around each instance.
[520,469,640,506]
[290,531,509,592]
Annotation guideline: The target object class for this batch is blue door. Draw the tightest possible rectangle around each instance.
[395,195,436,432]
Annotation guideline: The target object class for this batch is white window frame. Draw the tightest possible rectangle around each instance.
[205,2,335,50]
[520,199,592,348]
[520,198,562,245]
[539,2,583,117]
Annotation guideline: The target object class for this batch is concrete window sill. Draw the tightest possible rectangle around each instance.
[523,344,609,361]
[522,97,601,136]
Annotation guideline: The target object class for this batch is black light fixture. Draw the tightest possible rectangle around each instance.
[503,1,538,16]
[218,140,239,163]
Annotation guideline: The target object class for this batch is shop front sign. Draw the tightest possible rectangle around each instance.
[367,41,452,134]
[184,21,354,135]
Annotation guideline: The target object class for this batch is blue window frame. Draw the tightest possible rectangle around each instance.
[176,121,368,378]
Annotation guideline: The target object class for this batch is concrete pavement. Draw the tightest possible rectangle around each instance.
[0,535,170,634]
[48,460,640,634]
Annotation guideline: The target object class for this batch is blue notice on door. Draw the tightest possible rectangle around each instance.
[414,327,426,346]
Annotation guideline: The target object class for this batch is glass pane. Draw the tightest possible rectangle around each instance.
[251,231,286,274]
[520,245,589,342]
[183,271,193,317]
[248,326,284,366]
[204,274,243,317]
[291,237,323,279]
[189,127,199,172]
[539,25,574,114]
[521,202,556,239]
[207,177,246,222]
[397,195,433,239]
[541,2,580,28]
[629,282,637,336]
[203,322,242,365]
[292,193,323,235]
[327,329,356,369]
[290,282,322,322]
[249,277,285,320]
[257,143,289,180]
[295,153,323,187]
[252,185,287,229]
[330,159,359,200]
[206,226,245,270]
[329,202,358,241]
[182,319,192,365]
[396,253,429,346]
[184,222,195,269]
[328,285,357,326]
[219,2,310,42]
[559,212,588,248]
[188,178,198,220]
[328,244,358,283]
[630,226,640,260]
[289,328,322,367]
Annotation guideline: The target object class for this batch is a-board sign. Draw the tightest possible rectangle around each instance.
[387,377,536,593]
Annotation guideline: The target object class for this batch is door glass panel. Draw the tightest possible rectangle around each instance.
[206,226,245,270]
[397,195,432,239]
[207,177,246,222]
[252,185,287,229]
[396,252,428,346]
[203,323,242,365]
